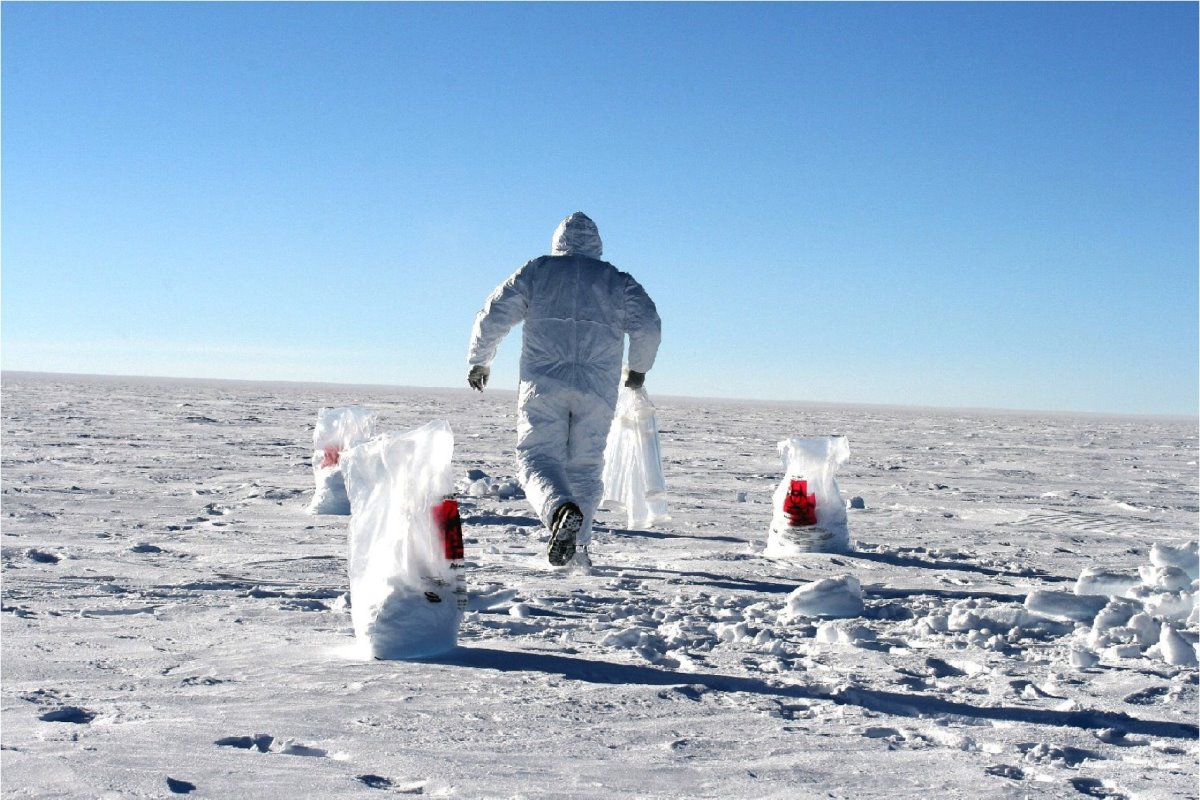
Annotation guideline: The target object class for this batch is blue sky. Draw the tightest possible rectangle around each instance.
[3,2,1196,415]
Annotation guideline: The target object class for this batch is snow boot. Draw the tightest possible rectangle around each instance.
[548,502,583,566]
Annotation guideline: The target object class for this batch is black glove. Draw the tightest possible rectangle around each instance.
[625,370,645,389]
[468,365,490,392]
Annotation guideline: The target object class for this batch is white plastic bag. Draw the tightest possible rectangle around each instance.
[766,436,851,556]
[306,405,376,515]
[340,420,465,659]
[600,386,670,529]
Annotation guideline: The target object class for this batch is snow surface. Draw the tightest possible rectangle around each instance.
[2,373,1197,799]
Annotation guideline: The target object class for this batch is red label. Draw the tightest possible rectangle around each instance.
[319,445,340,468]
[432,499,465,561]
[782,479,818,526]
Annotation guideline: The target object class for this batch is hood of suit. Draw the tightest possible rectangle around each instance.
[550,212,603,259]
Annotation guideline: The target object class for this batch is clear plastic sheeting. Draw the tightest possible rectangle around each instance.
[766,436,851,556]
[600,386,670,529]
[340,420,462,660]
[306,405,376,515]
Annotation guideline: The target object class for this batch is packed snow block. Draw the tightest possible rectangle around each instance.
[341,420,464,660]
[1150,540,1199,581]
[1138,564,1193,592]
[782,575,864,620]
[600,386,670,529]
[1157,622,1199,667]
[306,405,376,515]
[945,601,1035,635]
[766,436,851,556]
[1073,567,1142,598]
[1091,598,1140,635]
[1131,587,1198,624]
[1069,648,1101,669]
[1024,590,1109,623]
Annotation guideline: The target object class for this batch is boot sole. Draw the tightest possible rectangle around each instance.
[548,508,584,566]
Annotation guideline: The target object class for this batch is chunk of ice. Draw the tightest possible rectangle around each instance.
[1024,590,1108,623]
[1073,568,1142,598]
[1150,541,1199,581]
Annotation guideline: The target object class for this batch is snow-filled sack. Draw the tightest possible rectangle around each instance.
[306,405,376,515]
[766,436,851,555]
[341,420,465,659]
[600,385,670,529]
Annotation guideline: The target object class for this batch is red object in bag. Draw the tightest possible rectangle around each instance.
[432,498,465,561]
[320,445,341,468]
[782,479,818,526]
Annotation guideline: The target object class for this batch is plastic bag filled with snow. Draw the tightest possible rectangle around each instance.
[600,385,670,529]
[306,405,376,515]
[341,420,465,660]
[766,436,851,556]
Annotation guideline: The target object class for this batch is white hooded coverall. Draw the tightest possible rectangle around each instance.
[467,213,661,546]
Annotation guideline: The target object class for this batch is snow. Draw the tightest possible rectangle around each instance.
[782,575,865,619]
[2,373,1198,799]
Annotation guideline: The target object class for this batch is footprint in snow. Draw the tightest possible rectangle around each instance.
[26,549,61,564]
[1121,686,1170,705]
[214,735,327,757]
[658,685,706,702]
[215,734,274,752]
[925,657,968,678]
[260,488,303,501]
[1070,777,1129,799]
[984,764,1025,781]
[280,599,330,612]
[277,741,327,757]
[40,706,96,724]
[23,689,95,725]
[861,726,903,740]
[356,775,426,794]
[1017,742,1103,768]
[166,777,196,794]
[180,676,230,687]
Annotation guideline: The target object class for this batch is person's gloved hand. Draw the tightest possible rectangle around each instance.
[625,370,645,389]
[468,365,490,392]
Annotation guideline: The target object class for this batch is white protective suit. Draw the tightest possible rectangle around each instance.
[467,213,661,546]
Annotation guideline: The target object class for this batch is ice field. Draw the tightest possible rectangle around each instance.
[2,372,1197,799]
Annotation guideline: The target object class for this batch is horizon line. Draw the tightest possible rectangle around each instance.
[2,369,1195,423]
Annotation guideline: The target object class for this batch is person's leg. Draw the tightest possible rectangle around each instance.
[565,389,618,549]
[515,382,573,528]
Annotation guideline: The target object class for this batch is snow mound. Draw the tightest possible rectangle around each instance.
[1024,591,1109,623]
[1049,536,1200,669]
[1157,622,1199,666]
[815,620,876,645]
[782,575,864,620]
[1073,568,1141,598]
[455,470,522,500]
[1150,540,1199,580]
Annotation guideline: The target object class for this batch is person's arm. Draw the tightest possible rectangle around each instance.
[623,274,661,385]
[466,263,533,388]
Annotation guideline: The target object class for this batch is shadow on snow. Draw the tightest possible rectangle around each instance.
[429,646,1199,741]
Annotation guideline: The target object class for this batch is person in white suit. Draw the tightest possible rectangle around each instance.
[467,212,661,566]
